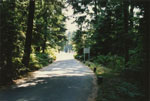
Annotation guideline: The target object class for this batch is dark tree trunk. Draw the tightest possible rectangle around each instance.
[143,2,150,101]
[22,0,35,67]
[35,46,40,52]
[130,3,134,28]
[123,0,129,66]
[42,35,46,53]
[94,0,98,27]
[42,14,48,53]
[0,0,16,84]
[94,0,97,16]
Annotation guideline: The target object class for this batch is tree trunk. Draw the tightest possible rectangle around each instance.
[22,0,35,67]
[94,0,97,16]
[35,46,40,52]
[130,3,134,28]
[42,35,47,53]
[123,0,129,66]
[0,0,16,84]
[42,13,48,53]
[143,2,150,101]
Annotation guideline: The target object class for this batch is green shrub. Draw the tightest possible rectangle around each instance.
[121,49,144,81]
[127,49,143,71]
[28,51,55,70]
[93,54,125,72]
[45,48,56,60]
[116,82,143,98]
[74,54,84,60]
[29,53,40,69]
[36,53,54,67]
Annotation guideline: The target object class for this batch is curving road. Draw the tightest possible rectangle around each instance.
[0,52,96,101]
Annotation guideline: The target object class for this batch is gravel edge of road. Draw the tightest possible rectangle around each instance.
[87,74,98,101]
[76,60,98,101]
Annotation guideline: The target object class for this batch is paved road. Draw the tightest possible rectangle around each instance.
[0,52,96,101]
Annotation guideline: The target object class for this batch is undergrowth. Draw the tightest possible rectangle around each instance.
[85,61,145,101]
[0,49,56,86]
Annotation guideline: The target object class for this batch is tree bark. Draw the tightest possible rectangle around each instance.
[143,2,150,101]
[22,0,35,67]
[42,35,47,53]
[94,0,97,16]
[130,3,134,28]
[123,0,129,66]
[42,12,47,53]
[0,0,16,83]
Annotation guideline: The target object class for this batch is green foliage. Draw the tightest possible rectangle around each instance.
[127,48,143,71]
[74,54,84,60]
[35,53,52,67]
[97,79,144,101]
[29,53,40,68]
[70,0,146,79]
[27,51,56,71]
[85,61,144,101]
[70,0,147,100]
[93,54,125,72]
[12,59,27,77]
[117,82,143,98]
[0,0,66,85]
[29,47,56,69]
[0,0,22,83]
[85,61,111,74]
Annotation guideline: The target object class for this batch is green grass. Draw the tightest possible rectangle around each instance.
[85,61,144,101]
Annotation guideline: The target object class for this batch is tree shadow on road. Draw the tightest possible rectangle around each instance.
[0,75,93,101]
[0,59,94,101]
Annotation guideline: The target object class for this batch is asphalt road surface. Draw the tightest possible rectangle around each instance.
[0,52,96,101]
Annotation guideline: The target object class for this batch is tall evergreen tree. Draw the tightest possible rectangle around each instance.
[0,0,18,83]
[22,0,35,67]
[123,0,129,66]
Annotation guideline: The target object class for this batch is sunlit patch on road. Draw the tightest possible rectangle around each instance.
[56,52,74,61]
[13,52,93,88]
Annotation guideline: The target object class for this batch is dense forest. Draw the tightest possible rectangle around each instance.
[68,0,149,101]
[0,0,66,84]
[0,0,149,101]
